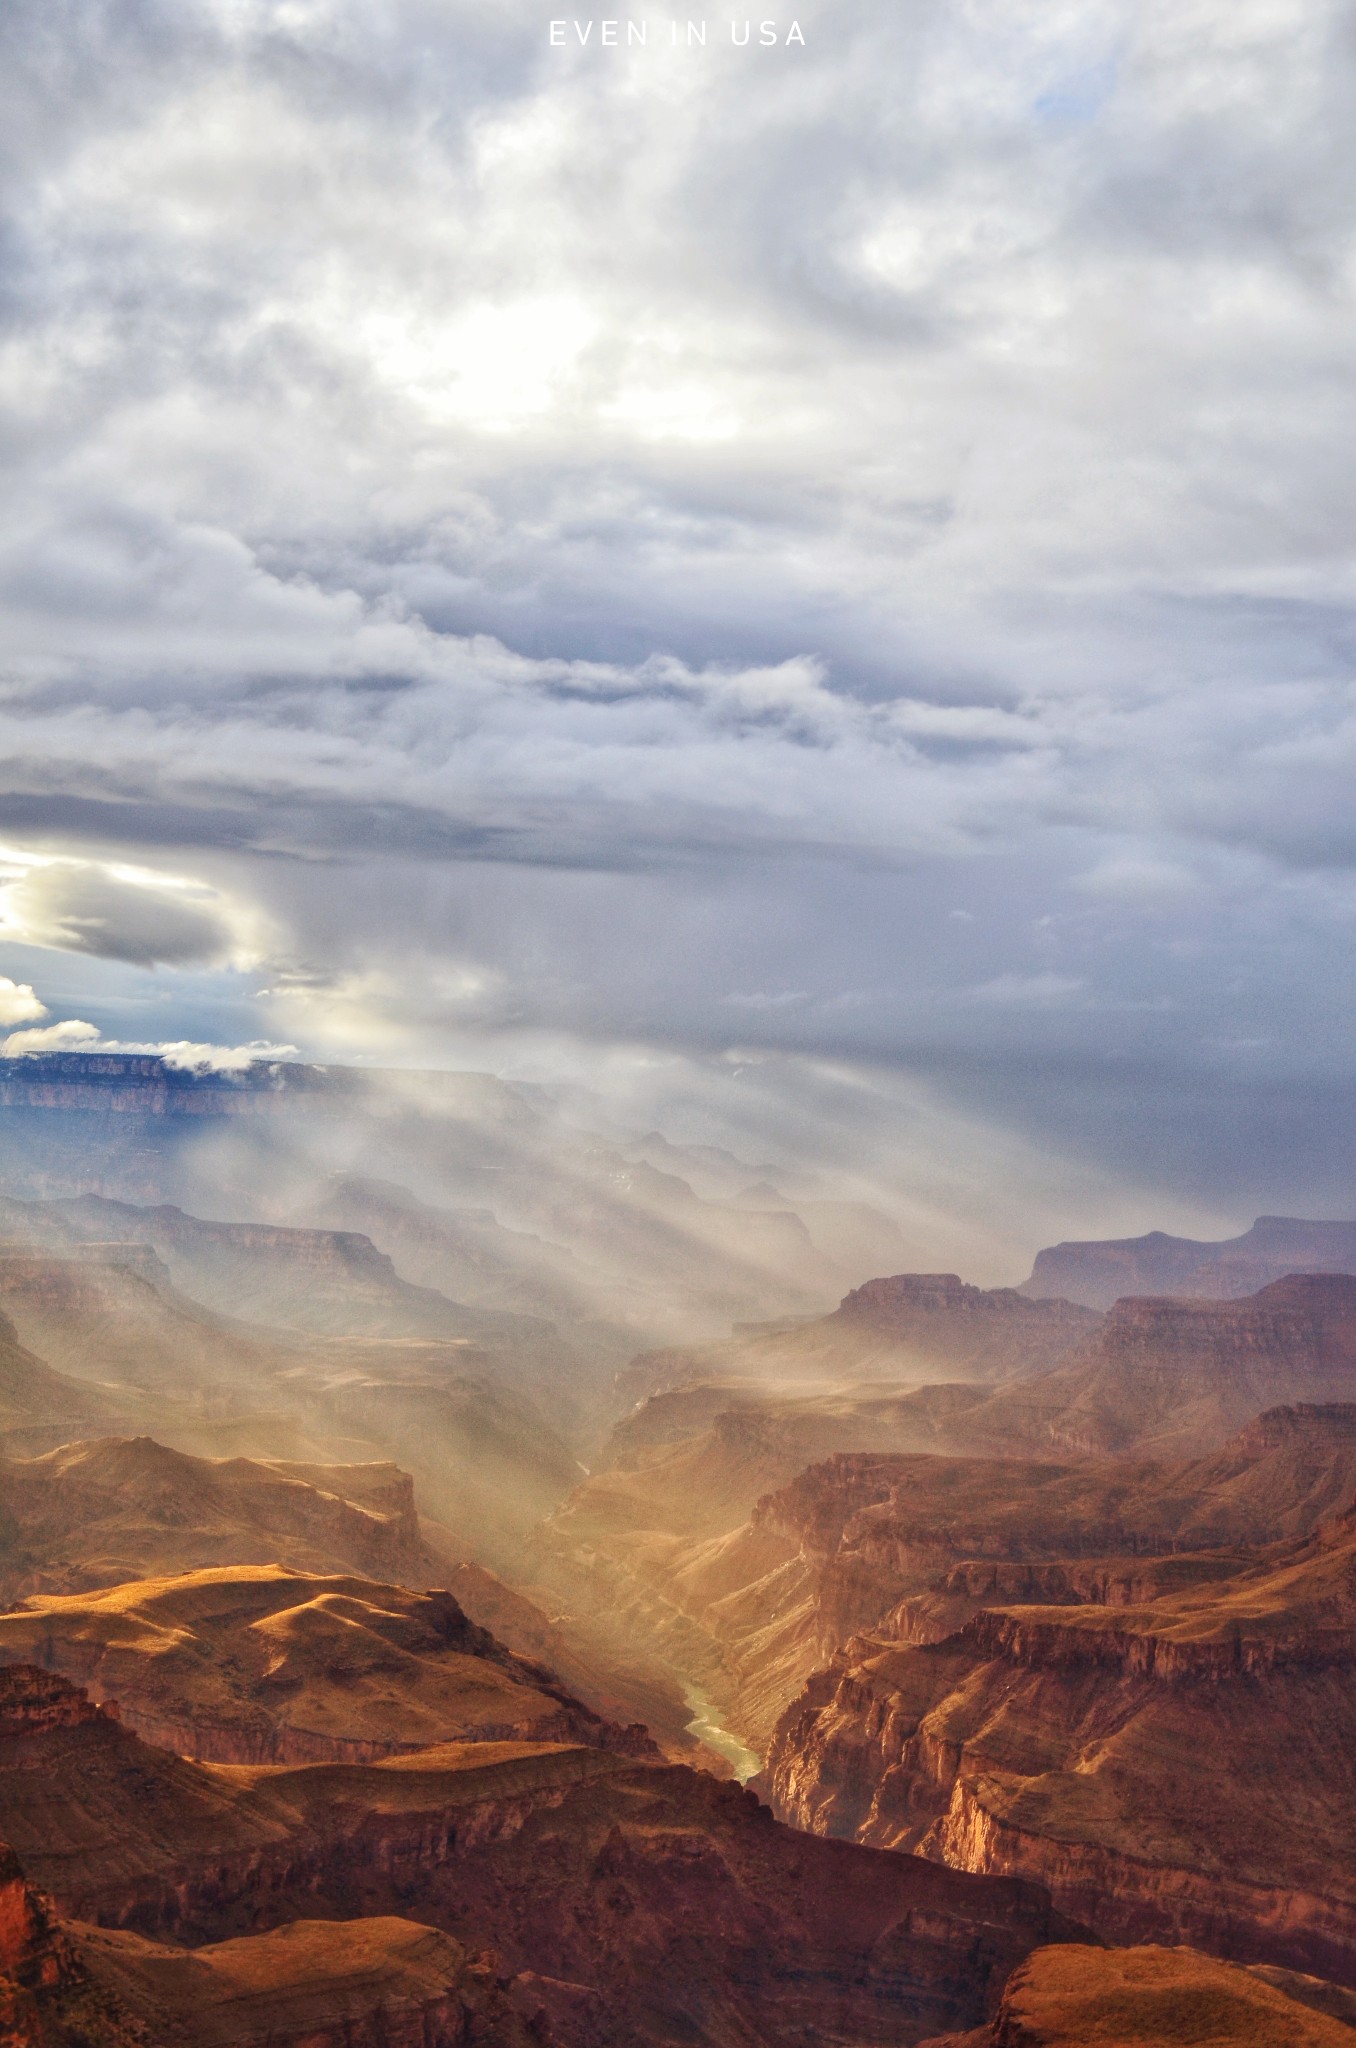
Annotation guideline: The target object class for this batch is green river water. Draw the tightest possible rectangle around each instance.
[681,1681,762,1783]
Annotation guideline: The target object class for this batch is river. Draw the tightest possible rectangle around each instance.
[681,1680,762,1783]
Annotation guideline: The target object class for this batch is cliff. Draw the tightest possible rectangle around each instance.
[0,1665,1080,2047]
[763,1507,1356,1986]
[929,1275,1356,1460]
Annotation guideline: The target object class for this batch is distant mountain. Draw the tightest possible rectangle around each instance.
[0,1302,120,1447]
[0,1230,581,1565]
[0,1052,906,1363]
[1021,1215,1356,1308]
[618,1272,1103,1408]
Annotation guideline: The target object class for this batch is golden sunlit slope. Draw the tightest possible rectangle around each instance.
[0,1565,633,1763]
[921,1944,1356,2047]
[73,1916,540,2048]
[0,1435,449,1601]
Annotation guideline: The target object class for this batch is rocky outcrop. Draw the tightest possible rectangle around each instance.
[919,1942,1356,2047]
[763,1507,1356,1987]
[0,1664,1082,2047]
[1021,1215,1356,1309]
[0,1567,652,1766]
[73,1915,542,2048]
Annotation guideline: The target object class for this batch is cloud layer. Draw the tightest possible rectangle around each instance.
[0,0,1354,1249]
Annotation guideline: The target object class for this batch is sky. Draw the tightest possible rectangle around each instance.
[1,0,1355,1266]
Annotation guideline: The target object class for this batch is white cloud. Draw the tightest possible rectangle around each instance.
[1,1018,101,1054]
[0,977,47,1026]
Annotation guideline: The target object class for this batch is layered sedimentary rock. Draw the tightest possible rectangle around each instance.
[764,1506,1356,1986]
[73,1915,541,2048]
[0,1664,1079,2047]
[1022,1214,1356,1309]
[946,1276,1356,1458]
[0,1436,450,1602]
[919,1943,1356,2047]
[0,1819,539,2048]
[620,1274,1102,1408]
[0,1566,643,1764]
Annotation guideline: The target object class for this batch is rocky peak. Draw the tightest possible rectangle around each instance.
[0,1666,112,1740]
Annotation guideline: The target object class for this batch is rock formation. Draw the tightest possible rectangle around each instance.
[942,1275,1356,1457]
[764,1503,1356,1986]
[619,1274,1102,1408]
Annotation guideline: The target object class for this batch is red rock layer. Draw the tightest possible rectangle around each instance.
[763,1507,1356,1987]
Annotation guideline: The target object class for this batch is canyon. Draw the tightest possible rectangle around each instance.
[3,1054,1356,2041]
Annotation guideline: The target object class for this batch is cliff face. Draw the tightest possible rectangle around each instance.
[0,1566,649,1766]
[0,1665,1079,2048]
[763,1508,1356,1988]
[1021,1215,1356,1309]
[935,1276,1356,1460]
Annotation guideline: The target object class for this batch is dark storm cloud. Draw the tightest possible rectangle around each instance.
[1,0,1355,1240]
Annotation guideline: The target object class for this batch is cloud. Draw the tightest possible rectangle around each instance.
[1,1018,100,1053]
[0,0,1352,1227]
[0,977,47,1026]
[0,852,261,968]
[100,1037,299,1073]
